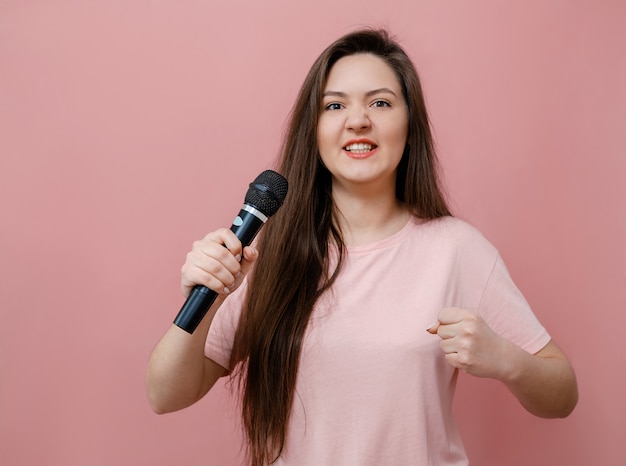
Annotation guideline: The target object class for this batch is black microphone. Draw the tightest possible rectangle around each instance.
[173,170,288,334]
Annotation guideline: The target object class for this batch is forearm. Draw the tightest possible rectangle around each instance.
[500,340,578,418]
[146,299,226,414]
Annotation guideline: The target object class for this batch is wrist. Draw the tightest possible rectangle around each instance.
[497,339,529,386]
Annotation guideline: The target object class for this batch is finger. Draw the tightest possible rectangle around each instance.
[443,352,463,371]
[195,236,242,275]
[240,245,258,273]
[438,337,460,355]
[426,322,440,334]
[182,237,241,295]
[435,321,467,340]
[181,258,236,296]
[220,229,244,260]
[437,306,472,325]
[427,320,464,338]
[200,228,243,263]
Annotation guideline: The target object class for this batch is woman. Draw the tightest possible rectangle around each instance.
[147,28,578,465]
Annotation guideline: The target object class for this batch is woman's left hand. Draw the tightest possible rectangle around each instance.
[427,307,515,380]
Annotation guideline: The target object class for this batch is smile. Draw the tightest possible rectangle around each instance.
[344,142,377,153]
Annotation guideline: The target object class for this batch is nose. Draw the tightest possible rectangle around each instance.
[345,106,370,132]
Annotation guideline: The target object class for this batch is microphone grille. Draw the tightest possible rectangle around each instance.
[244,170,288,217]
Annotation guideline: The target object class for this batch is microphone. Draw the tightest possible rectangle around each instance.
[173,170,288,334]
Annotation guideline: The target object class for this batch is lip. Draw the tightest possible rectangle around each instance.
[343,138,378,159]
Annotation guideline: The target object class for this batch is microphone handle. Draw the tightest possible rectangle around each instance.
[173,205,267,334]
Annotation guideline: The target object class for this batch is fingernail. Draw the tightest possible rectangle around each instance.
[426,323,439,334]
[223,287,231,294]
[235,254,242,262]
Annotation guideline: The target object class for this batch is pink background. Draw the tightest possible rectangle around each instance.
[1,1,625,465]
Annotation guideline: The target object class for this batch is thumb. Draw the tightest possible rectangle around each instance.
[239,245,259,276]
[426,322,440,334]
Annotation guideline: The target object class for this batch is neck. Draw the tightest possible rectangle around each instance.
[332,184,410,246]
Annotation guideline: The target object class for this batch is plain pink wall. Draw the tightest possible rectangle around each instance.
[1,1,624,465]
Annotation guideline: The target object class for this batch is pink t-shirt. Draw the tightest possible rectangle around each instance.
[205,216,550,465]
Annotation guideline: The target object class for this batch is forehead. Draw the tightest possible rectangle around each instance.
[324,53,401,92]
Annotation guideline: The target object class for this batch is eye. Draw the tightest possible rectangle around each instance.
[371,100,391,108]
[324,102,343,111]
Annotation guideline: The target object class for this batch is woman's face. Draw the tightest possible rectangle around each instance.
[317,53,409,194]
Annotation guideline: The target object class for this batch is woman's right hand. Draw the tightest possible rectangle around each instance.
[147,228,259,414]
[180,228,259,299]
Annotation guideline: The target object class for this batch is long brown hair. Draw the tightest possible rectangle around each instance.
[230,28,450,465]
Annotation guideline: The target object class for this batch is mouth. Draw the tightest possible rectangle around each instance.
[343,142,377,154]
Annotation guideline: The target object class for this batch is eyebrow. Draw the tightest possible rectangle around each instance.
[322,88,398,98]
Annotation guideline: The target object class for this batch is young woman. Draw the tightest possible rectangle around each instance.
[147,28,577,466]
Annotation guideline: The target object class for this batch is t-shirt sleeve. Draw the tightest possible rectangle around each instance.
[477,253,551,354]
[204,278,248,371]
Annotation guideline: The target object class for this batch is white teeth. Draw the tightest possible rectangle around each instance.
[345,143,373,153]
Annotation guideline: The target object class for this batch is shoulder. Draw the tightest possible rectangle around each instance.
[411,215,494,248]
[406,216,499,272]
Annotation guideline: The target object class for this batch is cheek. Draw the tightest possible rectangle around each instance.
[316,120,336,155]
[389,121,409,155]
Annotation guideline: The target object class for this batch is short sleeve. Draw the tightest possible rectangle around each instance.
[204,278,248,370]
[477,254,551,354]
